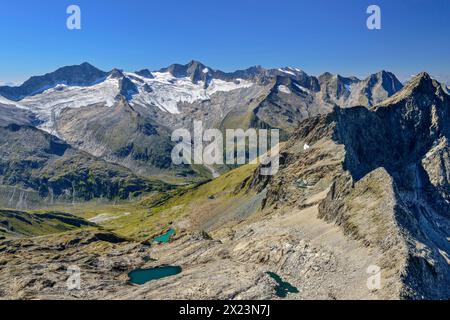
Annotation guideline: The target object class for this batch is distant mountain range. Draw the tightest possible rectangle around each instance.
[0,61,407,139]
[0,61,447,208]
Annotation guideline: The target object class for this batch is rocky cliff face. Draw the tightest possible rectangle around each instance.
[0,104,37,127]
[318,70,404,108]
[257,72,450,299]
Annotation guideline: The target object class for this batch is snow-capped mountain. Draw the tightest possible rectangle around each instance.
[12,76,120,136]
[1,61,448,208]
[0,61,257,135]
[0,61,413,184]
[124,69,253,114]
[0,61,406,134]
[0,62,109,101]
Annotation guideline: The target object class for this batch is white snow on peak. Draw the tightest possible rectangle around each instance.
[207,79,252,95]
[0,95,20,107]
[278,68,296,76]
[294,83,309,93]
[202,68,209,74]
[278,85,292,94]
[344,84,352,92]
[126,72,253,114]
[3,70,255,134]
[18,75,120,135]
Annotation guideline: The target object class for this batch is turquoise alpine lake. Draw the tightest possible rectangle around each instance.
[266,272,299,298]
[153,228,176,243]
[128,266,182,285]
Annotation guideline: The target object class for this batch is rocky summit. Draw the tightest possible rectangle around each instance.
[0,62,449,300]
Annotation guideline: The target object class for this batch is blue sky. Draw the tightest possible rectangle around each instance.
[0,0,449,84]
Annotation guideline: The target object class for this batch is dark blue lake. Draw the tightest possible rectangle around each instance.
[267,272,299,298]
[128,266,182,285]
[153,228,175,243]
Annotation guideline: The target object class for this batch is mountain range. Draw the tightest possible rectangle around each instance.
[0,61,415,207]
[1,58,450,300]
[1,65,449,299]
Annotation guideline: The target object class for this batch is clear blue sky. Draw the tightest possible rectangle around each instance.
[1,0,449,84]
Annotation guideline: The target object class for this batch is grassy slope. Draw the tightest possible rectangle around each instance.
[0,209,94,238]
[45,163,258,241]
[0,163,257,241]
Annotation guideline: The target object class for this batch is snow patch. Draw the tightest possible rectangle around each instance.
[278,68,296,76]
[278,85,292,94]
[294,83,309,93]
[207,79,252,95]
[127,72,253,114]
[18,76,120,135]
[0,95,19,106]
[4,70,255,134]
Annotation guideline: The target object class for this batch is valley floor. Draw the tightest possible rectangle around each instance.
[0,186,393,300]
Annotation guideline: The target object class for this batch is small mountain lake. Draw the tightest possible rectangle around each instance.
[153,228,175,243]
[128,266,182,285]
[267,272,299,298]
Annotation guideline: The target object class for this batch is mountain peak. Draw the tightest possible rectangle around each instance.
[159,60,210,80]
[79,61,96,68]
[368,70,397,81]
[376,72,444,107]
[364,70,404,97]
[54,62,105,76]
[319,72,333,78]
[412,71,432,81]
[187,60,206,68]
[135,69,154,79]
[404,72,436,93]
[376,70,390,76]
[0,62,108,101]
[109,68,125,78]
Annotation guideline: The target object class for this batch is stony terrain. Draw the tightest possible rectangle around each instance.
[0,204,389,300]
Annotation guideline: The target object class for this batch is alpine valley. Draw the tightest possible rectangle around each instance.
[0,61,449,300]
